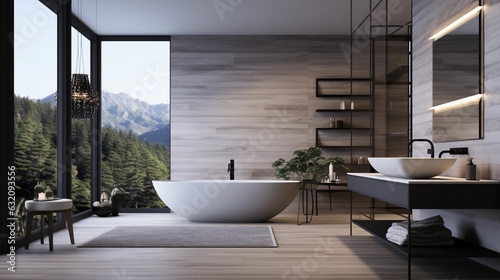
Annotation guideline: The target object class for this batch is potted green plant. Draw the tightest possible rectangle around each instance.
[272,147,349,188]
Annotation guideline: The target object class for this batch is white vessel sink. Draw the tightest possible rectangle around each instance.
[367,157,457,179]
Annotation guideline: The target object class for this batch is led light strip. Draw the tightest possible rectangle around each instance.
[430,94,482,113]
[429,6,482,41]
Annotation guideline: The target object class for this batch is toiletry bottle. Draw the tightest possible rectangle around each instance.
[329,163,335,182]
[340,101,345,110]
[466,158,476,180]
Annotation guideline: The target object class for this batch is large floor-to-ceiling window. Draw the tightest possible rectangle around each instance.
[13,0,58,237]
[11,0,171,249]
[100,40,170,209]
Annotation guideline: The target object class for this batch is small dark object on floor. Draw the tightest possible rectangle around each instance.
[110,187,126,216]
[92,188,127,217]
[92,201,113,217]
[92,191,113,217]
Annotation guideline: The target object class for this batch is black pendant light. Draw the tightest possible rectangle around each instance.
[68,0,99,119]
[71,73,99,119]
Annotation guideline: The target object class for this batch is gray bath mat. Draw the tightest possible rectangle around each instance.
[78,225,277,248]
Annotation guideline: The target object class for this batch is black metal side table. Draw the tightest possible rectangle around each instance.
[297,181,350,225]
[297,181,316,225]
[313,182,349,216]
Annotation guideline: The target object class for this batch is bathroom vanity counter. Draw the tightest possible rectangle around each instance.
[348,173,500,210]
[347,173,500,280]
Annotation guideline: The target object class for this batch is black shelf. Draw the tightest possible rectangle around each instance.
[316,94,370,98]
[317,128,370,131]
[313,182,348,186]
[316,78,370,81]
[316,109,370,112]
[374,82,410,85]
[317,128,351,131]
[353,220,500,258]
[316,78,371,97]
[318,145,371,149]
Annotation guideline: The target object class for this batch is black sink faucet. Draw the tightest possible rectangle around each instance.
[227,159,234,180]
[409,139,435,158]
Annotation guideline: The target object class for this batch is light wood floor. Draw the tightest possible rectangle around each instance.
[4,205,500,279]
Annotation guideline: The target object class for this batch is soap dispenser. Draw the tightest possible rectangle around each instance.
[466,158,476,180]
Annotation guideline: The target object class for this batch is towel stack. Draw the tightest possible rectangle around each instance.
[386,215,454,247]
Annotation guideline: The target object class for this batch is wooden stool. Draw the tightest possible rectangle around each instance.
[24,198,74,251]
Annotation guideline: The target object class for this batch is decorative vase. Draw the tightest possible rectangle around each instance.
[33,181,47,200]
[110,187,126,216]
[92,201,113,217]
[92,191,113,217]
[45,187,54,200]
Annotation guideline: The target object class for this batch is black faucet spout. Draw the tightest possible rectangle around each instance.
[409,139,435,158]
[227,159,234,180]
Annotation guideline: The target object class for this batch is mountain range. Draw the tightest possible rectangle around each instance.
[41,91,170,147]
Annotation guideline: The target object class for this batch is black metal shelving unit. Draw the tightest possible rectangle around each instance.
[315,78,373,170]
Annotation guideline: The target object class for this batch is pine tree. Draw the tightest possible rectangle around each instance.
[14,118,39,198]
[30,127,50,181]
[100,159,116,194]
[40,148,57,192]
[72,167,91,213]
[14,95,172,211]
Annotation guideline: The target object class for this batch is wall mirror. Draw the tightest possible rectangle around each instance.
[432,6,483,142]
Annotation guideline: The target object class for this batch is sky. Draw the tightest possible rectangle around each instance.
[14,0,170,105]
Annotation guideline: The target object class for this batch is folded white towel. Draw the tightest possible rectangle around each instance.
[386,232,406,245]
[387,225,408,236]
[385,215,454,247]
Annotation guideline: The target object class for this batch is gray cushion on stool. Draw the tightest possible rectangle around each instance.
[25,198,72,212]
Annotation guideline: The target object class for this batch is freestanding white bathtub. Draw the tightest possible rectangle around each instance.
[152,180,299,222]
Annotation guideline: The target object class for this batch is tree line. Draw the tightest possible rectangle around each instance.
[14,95,170,214]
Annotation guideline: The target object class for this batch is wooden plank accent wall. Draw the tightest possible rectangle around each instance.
[170,36,351,180]
[412,0,500,253]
